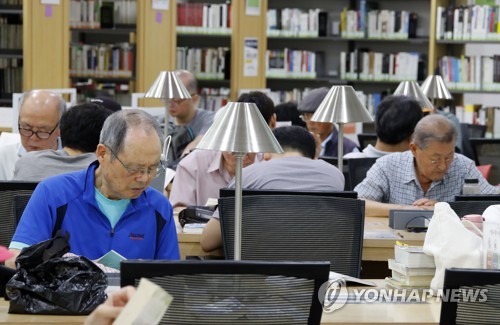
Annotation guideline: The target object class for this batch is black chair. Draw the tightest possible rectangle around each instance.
[357,133,377,150]
[219,194,365,277]
[0,182,38,247]
[460,124,487,162]
[448,200,500,218]
[346,157,378,190]
[470,138,500,184]
[121,260,330,325]
[440,268,500,325]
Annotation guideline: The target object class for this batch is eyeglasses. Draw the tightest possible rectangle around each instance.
[416,144,455,166]
[167,94,197,108]
[106,146,165,178]
[18,122,59,140]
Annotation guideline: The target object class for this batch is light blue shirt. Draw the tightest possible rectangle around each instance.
[95,188,131,229]
[354,151,497,204]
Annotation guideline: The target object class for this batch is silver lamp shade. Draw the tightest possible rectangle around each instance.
[196,101,283,261]
[311,86,374,124]
[311,85,373,170]
[393,80,434,111]
[144,71,192,100]
[197,102,283,154]
[420,75,453,100]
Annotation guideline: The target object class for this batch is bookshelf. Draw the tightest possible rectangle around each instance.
[0,0,22,106]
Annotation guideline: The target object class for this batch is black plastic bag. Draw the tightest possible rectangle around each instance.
[6,231,107,315]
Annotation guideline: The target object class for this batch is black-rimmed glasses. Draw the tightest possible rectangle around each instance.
[106,146,165,178]
[18,122,59,140]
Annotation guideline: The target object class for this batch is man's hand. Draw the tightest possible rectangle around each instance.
[412,198,438,209]
[84,286,136,325]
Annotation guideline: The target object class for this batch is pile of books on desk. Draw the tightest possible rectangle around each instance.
[385,242,436,290]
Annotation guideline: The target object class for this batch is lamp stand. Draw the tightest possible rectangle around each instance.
[234,152,244,260]
[337,123,344,171]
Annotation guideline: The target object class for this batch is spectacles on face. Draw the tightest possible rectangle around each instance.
[18,122,59,140]
[106,146,165,178]
[167,94,197,108]
[416,144,455,166]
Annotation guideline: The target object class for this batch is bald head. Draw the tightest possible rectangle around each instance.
[18,90,66,152]
[175,70,198,94]
[412,114,457,149]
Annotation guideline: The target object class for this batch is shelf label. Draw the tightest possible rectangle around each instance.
[244,38,258,77]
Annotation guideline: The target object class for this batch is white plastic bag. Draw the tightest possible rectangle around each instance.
[423,202,483,292]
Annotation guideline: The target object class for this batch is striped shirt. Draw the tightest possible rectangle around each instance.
[354,151,497,205]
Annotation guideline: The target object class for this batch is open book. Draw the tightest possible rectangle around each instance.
[329,271,377,287]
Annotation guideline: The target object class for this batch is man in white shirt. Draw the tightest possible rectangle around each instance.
[0,90,66,180]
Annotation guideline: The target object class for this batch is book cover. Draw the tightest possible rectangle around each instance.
[96,250,127,271]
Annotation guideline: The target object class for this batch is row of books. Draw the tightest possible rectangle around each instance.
[439,55,500,91]
[198,87,230,112]
[69,0,137,29]
[0,0,21,4]
[341,8,418,39]
[436,5,500,41]
[266,49,316,79]
[0,20,21,49]
[176,47,229,81]
[70,43,134,78]
[340,50,423,82]
[177,2,231,35]
[0,58,22,96]
[267,8,327,37]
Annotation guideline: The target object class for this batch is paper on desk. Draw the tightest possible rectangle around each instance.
[113,278,173,325]
[329,271,377,287]
[364,231,400,239]
[163,167,176,188]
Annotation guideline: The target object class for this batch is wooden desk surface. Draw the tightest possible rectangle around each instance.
[177,217,426,261]
[0,300,85,324]
[321,280,441,324]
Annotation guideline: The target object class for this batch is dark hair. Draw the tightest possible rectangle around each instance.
[60,103,113,152]
[237,91,275,124]
[272,125,316,159]
[275,101,306,127]
[375,96,424,145]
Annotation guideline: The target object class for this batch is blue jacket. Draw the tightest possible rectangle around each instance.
[12,161,180,260]
[324,128,360,158]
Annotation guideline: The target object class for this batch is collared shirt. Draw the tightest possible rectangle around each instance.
[170,150,232,207]
[344,144,389,159]
[354,151,498,205]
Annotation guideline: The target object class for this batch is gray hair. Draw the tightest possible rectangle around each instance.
[175,69,198,94]
[412,114,457,149]
[19,89,67,118]
[99,109,163,156]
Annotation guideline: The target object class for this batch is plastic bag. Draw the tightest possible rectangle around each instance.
[6,231,108,315]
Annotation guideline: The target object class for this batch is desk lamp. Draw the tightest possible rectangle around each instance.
[420,75,453,107]
[144,71,192,133]
[311,85,373,171]
[393,80,435,112]
[196,102,283,260]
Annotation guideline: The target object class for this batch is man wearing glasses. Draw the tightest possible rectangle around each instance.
[355,114,498,217]
[6,110,180,268]
[0,90,66,180]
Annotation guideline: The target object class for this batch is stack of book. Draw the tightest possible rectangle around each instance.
[385,243,436,290]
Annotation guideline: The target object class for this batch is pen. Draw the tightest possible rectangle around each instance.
[396,232,404,238]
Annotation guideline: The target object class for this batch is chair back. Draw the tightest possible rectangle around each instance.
[121,260,330,325]
[440,268,500,325]
[448,200,500,218]
[460,124,487,162]
[0,182,38,247]
[346,157,378,190]
[470,138,500,184]
[357,133,377,149]
[219,194,365,277]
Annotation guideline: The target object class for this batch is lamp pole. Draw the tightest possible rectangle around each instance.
[234,152,244,261]
[337,123,344,171]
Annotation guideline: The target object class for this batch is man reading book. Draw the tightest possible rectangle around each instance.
[6,110,180,268]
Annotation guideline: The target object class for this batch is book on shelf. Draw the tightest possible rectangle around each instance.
[394,243,435,268]
[267,7,326,37]
[177,2,231,34]
[176,47,229,81]
[70,0,137,29]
